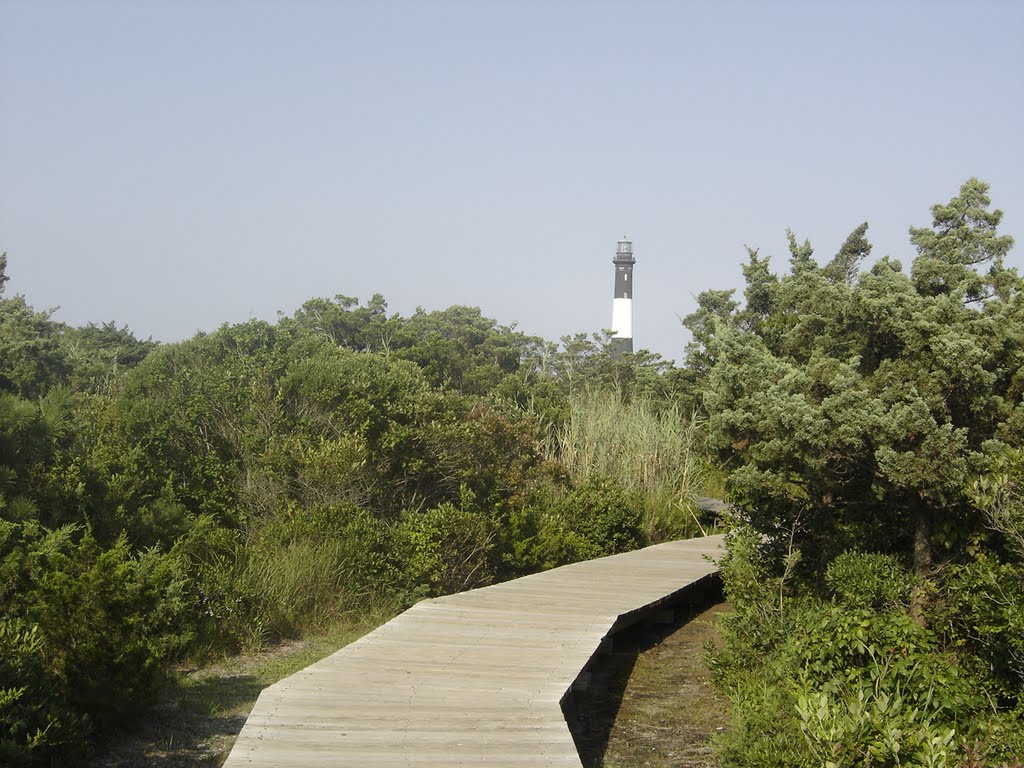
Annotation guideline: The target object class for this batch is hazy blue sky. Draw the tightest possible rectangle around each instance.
[2,0,1022,362]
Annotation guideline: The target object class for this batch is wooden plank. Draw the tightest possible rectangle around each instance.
[223,535,724,767]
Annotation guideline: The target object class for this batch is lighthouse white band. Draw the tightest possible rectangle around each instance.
[611,297,633,339]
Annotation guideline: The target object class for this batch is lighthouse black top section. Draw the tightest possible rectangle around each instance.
[613,239,635,299]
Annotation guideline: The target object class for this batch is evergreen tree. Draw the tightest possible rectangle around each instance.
[698,179,1022,622]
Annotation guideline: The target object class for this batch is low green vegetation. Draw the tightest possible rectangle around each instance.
[690,179,1024,766]
[0,254,711,766]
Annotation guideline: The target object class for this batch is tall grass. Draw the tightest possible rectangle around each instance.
[236,527,402,648]
[241,540,354,642]
[547,386,714,541]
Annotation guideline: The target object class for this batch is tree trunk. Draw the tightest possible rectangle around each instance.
[910,500,933,627]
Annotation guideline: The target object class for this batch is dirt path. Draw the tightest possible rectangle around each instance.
[567,600,731,768]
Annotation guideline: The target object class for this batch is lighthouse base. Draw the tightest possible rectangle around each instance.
[609,336,633,359]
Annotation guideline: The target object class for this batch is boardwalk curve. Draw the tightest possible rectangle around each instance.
[223,534,725,767]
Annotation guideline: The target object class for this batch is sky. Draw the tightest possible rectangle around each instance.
[2,0,1022,363]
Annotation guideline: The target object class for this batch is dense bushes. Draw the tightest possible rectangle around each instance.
[551,476,646,559]
[0,521,193,763]
[938,554,1024,706]
[1,616,86,767]
[488,476,648,576]
[712,530,1024,767]
[824,551,909,612]
[400,497,496,596]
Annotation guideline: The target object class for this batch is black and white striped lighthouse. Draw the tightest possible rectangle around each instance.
[610,237,635,355]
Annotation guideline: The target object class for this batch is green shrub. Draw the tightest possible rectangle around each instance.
[709,523,795,681]
[716,598,988,768]
[0,618,87,766]
[714,677,810,768]
[790,606,980,713]
[795,685,958,768]
[29,532,182,734]
[0,521,193,764]
[493,476,648,577]
[554,476,646,560]
[938,553,1024,706]
[825,551,910,610]
[165,515,255,655]
[498,500,577,576]
[398,498,495,597]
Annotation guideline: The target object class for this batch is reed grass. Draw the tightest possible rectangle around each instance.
[547,386,712,541]
[239,538,396,645]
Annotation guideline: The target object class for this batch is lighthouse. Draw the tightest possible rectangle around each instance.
[610,237,635,356]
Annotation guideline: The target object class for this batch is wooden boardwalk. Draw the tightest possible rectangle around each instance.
[223,534,725,767]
